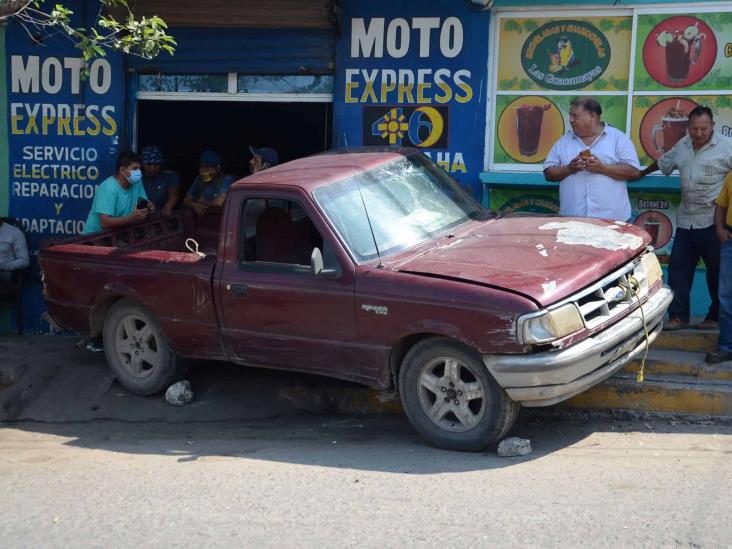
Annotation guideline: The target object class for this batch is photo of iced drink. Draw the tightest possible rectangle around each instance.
[516,104,550,156]
[665,39,691,82]
[652,103,688,153]
[643,216,662,248]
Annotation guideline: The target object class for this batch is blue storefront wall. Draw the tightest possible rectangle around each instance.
[3,0,125,332]
[333,0,491,199]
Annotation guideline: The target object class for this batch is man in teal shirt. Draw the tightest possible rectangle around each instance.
[84,151,155,234]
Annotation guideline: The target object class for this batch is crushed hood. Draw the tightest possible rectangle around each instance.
[387,216,650,306]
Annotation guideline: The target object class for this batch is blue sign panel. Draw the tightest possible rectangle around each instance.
[332,0,491,198]
[5,0,125,332]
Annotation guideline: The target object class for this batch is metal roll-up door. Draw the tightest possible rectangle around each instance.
[122,0,335,28]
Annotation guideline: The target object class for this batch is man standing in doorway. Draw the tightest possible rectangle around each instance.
[184,150,235,217]
[638,106,732,331]
[142,146,180,218]
[249,146,279,175]
[544,97,641,221]
[0,219,29,284]
[83,151,154,234]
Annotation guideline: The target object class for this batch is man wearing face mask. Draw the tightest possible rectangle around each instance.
[83,151,154,234]
[183,150,235,217]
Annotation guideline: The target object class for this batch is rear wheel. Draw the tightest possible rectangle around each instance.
[399,337,519,451]
[103,299,184,395]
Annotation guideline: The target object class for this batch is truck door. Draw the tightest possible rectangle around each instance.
[217,193,359,378]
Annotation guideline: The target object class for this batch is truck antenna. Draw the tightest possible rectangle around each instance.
[343,133,383,267]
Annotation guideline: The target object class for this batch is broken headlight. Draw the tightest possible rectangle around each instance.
[519,303,584,344]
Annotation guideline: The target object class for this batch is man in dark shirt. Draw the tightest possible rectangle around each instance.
[142,146,180,217]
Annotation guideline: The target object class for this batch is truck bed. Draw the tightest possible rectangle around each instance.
[39,209,225,359]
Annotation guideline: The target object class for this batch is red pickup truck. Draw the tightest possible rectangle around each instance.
[40,149,672,451]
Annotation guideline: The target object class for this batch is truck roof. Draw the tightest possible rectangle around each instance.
[231,147,417,192]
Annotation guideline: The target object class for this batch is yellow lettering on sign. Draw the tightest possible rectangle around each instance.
[345,82,359,103]
[360,80,378,103]
[397,83,414,103]
[416,83,431,104]
[380,82,396,103]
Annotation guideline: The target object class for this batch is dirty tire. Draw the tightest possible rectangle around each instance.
[103,299,184,395]
[399,337,519,452]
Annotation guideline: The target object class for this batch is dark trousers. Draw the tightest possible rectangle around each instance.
[668,226,720,322]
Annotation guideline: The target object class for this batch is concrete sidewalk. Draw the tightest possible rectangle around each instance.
[0,335,374,423]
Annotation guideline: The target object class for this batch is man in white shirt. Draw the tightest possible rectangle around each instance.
[544,97,641,221]
[0,219,29,284]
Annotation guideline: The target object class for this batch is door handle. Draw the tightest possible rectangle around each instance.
[226,283,248,296]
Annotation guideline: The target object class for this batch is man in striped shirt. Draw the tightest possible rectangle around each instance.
[639,106,732,331]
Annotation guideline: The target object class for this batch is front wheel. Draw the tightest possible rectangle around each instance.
[103,299,184,395]
[399,337,519,451]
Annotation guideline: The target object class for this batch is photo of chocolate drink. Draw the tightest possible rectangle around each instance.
[664,38,691,82]
[651,102,688,153]
[639,97,698,161]
[516,104,551,156]
[643,216,662,248]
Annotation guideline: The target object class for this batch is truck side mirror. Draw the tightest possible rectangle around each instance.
[310,247,340,278]
[310,247,324,276]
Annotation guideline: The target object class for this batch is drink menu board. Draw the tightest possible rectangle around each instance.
[491,9,732,169]
[493,16,632,166]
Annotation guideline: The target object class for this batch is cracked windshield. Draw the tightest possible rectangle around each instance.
[315,154,482,261]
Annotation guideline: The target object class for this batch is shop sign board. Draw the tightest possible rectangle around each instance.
[4,1,125,332]
[332,0,490,198]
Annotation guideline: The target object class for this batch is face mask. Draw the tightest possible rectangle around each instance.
[126,169,142,185]
[200,169,216,183]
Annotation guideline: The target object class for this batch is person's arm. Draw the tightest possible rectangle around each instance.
[543,141,584,182]
[163,187,180,217]
[0,227,29,271]
[99,209,148,230]
[585,158,640,180]
[638,160,659,178]
[715,205,731,243]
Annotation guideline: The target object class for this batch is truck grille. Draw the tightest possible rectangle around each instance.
[573,258,652,330]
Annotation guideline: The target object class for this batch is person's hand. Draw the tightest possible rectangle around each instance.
[717,226,731,244]
[569,155,586,174]
[147,202,156,213]
[162,203,173,218]
[192,202,208,217]
[130,207,149,223]
[584,155,606,173]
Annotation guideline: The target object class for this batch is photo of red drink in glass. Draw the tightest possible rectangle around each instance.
[633,210,673,251]
[516,104,551,156]
[642,16,717,88]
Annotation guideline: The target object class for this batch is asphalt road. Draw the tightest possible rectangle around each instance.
[1,414,731,548]
[2,335,731,547]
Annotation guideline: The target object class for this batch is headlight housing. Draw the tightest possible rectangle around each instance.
[641,252,663,288]
[520,303,585,344]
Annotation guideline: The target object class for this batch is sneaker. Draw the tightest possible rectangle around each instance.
[693,319,719,331]
[663,317,688,331]
[705,350,732,364]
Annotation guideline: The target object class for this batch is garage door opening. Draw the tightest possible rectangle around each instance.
[136,100,332,190]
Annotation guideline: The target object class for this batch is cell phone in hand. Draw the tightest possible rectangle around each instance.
[136,197,149,210]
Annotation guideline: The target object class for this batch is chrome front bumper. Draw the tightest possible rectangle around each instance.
[483,285,673,407]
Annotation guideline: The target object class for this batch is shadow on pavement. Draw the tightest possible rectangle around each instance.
[2,335,730,474]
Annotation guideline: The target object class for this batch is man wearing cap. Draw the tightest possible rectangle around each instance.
[249,146,279,174]
[184,150,235,217]
[142,146,180,218]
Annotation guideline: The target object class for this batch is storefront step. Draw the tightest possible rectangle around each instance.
[565,376,732,417]
[653,329,719,353]
[622,350,732,382]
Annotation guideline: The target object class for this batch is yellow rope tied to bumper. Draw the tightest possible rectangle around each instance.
[619,275,649,383]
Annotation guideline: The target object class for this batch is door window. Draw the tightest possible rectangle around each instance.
[239,198,337,271]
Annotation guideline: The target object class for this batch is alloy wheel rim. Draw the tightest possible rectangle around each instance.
[114,314,160,378]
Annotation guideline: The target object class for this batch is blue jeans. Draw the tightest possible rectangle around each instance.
[719,237,732,352]
[667,226,720,322]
